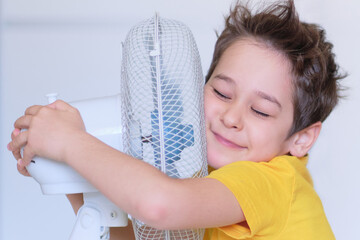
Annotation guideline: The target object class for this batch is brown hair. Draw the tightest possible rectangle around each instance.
[205,0,346,136]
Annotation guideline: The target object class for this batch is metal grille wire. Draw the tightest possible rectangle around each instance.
[121,14,208,240]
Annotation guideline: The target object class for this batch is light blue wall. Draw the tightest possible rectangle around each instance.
[1,1,359,239]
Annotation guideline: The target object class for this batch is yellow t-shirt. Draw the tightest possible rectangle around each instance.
[204,155,335,240]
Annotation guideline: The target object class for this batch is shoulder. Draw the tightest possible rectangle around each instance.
[206,155,310,236]
[207,155,302,201]
[208,155,309,182]
[208,155,314,196]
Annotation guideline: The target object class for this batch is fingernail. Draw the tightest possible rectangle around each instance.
[18,159,23,166]
[13,128,20,136]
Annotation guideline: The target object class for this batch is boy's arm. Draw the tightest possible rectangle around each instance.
[66,193,84,214]
[62,132,244,230]
[110,222,135,240]
[10,101,245,230]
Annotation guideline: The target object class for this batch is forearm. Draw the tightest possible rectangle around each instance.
[62,132,244,229]
[66,193,84,214]
[110,221,135,240]
[63,131,175,224]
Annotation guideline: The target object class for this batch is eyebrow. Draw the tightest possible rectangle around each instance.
[256,90,282,109]
[214,73,234,83]
[214,73,282,109]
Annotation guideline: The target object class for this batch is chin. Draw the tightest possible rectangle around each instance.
[207,154,229,169]
[206,153,220,169]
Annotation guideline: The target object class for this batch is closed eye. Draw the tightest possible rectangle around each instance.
[213,88,230,100]
[251,107,270,117]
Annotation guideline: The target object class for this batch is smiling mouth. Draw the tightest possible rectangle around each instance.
[213,132,246,149]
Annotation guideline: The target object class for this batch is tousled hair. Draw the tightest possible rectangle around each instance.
[205,0,346,136]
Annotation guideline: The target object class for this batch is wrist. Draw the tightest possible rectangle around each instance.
[61,130,91,164]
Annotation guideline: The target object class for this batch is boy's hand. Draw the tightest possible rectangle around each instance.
[8,100,86,171]
[8,127,30,176]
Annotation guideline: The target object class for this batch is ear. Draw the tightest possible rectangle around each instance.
[288,121,322,157]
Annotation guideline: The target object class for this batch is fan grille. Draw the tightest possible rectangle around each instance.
[121,14,207,240]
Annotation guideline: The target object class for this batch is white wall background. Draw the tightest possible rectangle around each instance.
[0,0,359,239]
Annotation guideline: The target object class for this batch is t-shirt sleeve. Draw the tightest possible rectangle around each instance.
[206,159,295,238]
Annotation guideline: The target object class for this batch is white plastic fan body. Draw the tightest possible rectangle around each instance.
[121,14,207,240]
[26,94,128,240]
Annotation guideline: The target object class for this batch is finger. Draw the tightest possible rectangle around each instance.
[22,145,35,167]
[11,128,21,140]
[24,105,43,115]
[50,100,77,112]
[9,130,28,160]
[11,147,22,161]
[14,115,32,130]
[17,159,31,177]
[9,130,28,151]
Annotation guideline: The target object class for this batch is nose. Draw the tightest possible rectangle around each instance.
[220,103,243,130]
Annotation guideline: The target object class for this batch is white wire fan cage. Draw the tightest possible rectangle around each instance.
[121,14,208,240]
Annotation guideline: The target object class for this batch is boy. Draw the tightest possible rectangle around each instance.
[8,0,344,239]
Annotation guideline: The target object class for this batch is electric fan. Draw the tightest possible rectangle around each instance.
[22,13,207,240]
[121,14,207,240]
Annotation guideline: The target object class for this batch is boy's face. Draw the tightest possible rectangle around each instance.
[204,39,295,169]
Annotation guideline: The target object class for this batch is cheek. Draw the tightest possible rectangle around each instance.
[247,123,278,148]
[247,122,289,156]
[248,126,267,146]
[204,104,213,120]
[203,91,215,121]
